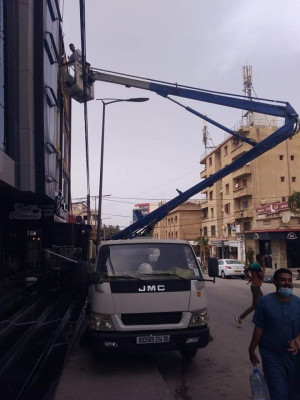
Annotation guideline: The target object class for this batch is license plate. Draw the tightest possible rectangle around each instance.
[235,270,242,273]
[136,335,170,344]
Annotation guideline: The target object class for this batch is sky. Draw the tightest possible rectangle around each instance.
[61,0,300,229]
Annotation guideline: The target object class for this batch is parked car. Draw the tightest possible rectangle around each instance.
[218,259,245,278]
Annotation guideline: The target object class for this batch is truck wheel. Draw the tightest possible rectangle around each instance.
[221,271,226,279]
[181,349,197,359]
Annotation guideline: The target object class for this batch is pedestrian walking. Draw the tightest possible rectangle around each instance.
[248,268,300,400]
[235,254,264,327]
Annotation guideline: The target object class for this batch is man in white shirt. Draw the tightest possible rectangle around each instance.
[68,43,82,62]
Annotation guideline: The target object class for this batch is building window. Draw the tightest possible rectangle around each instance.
[224,146,228,156]
[203,227,208,236]
[242,198,248,209]
[291,155,294,161]
[211,225,216,236]
[175,216,178,223]
[242,179,247,187]
[210,208,214,218]
[224,203,230,213]
[292,177,296,182]
[208,157,212,166]
[225,184,229,194]
[45,85,58,107]
[47,0,62,21]
[44,31,59,64]
[244,221,251,231]
[279,155,284,160]
[209,191,213,200]
[281,177,285,182]
[175,231,178,238]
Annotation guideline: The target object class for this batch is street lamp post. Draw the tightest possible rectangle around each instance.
[96,97,149,250]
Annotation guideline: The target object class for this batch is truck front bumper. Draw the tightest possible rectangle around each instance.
[89,326,210,354]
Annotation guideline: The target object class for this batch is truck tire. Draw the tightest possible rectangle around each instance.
[181,349,198,359]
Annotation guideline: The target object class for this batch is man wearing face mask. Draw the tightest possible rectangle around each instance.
[248,268,300,400]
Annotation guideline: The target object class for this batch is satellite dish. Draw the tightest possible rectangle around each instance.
[282,215,290,223]
[235,183,239,188]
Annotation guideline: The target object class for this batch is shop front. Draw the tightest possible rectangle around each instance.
[245,229,300,269]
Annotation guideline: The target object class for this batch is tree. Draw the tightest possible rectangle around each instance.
[288,191,300,215]
[196,236,210,269]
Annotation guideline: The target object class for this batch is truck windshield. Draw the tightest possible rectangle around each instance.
[97,243,202,279]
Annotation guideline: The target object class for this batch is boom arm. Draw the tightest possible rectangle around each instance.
[88,69,299,240]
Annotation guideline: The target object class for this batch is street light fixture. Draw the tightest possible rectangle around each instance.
[95,97,149,249]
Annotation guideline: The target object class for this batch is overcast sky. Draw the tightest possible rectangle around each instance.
[61,0,300,228]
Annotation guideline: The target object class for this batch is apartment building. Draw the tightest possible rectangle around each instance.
[152,201,201,242]
[0,1,88,275]
[200,116,300,268]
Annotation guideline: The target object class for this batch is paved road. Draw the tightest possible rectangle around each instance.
[55,277,300,400]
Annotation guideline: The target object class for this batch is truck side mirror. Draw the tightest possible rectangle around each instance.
[208,258,219,277]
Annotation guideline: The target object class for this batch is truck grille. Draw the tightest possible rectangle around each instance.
[121,312,182,326]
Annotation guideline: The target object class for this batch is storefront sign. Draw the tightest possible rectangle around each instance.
[228,240,238,247]
[212,240,222,247]
[9,203,42,220]
[256,201,289,215]
[286,232,298,240]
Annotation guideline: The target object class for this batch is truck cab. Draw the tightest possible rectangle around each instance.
[88,239,211,358]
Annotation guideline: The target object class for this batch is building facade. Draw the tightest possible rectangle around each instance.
[152,201,201,242]
[0,1,87,275]
[199,117,300,268]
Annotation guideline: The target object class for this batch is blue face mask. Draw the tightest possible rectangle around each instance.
[278,287,293,297]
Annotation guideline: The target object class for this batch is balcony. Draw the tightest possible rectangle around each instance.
[231,142,252,160]
[232,164,252,179]
[234,209,253,219]
[200,169,207,179]
[233,186,253,199]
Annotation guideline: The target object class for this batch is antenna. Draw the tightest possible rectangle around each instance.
[202,120,215,155]
[243,65,252,99]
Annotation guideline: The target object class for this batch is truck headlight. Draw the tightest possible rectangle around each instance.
[90,313,115,331]
[189,309,208,327]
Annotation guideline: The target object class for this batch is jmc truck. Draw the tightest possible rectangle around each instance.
[89,239,217,358]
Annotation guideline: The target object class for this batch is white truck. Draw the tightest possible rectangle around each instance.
[88,239,217,358]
